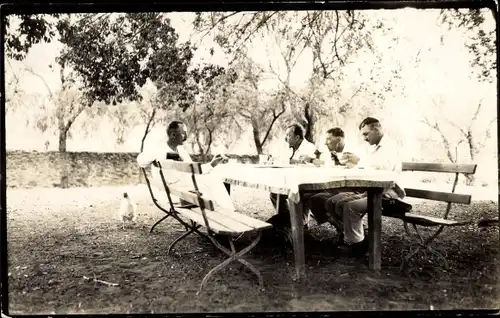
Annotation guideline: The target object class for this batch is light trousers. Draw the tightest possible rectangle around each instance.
[325,192,368,244]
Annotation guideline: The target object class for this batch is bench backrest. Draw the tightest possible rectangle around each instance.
[401,161,477,206]
[142,160,216,212]
[156,160,216,211]
[402,162,477,174]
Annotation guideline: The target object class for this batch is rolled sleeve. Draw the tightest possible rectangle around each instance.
[137,150,156,168]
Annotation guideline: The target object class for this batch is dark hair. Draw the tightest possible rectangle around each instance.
[287,124,304,139]
[326,127,344,138]
[167,120,184,134]
[359,117,381,130]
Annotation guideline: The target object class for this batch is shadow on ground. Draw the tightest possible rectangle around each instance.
[6,187,499,313]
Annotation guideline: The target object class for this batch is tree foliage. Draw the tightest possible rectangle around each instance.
[440,8,496,82]
[55,13,196,107]
[4,14,61,60]
[183,65,238,157]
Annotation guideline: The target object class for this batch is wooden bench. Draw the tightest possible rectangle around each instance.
[383,162,477,271]
[141,160,272,294]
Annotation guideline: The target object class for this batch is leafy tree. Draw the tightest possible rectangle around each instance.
[21,63,93,152]
[225,56,287,155]
[4,14,61,61]
[440,8,496,82]
[55,13,197,108]
[419,91,495,186]
[182,65,237,159]
[194,10,382,144]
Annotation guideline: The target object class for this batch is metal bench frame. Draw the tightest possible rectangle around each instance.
[394,162,477,272]
[142,160,269,294]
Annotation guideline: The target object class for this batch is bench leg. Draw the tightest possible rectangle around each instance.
[150,203,199,233]
[197,232,264,295]
[150,215,169,233]
[168,223,204,255]
[401,222,449,271]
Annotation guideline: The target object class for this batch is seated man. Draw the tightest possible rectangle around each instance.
[137,120,230,210]
[325,117,405,258]
[267,124,318,234]
[308,127,361,226]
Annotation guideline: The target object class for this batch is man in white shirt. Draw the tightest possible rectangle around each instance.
[137,120,229,208]
[267,124,318,236]
[308,127,362,225]
[326,117,405,258]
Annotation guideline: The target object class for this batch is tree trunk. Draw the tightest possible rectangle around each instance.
[303,103,315,143]
[251,119,263,155]
[465,131,477,186]
[139,108,157,184]
[58,128,68,152]
[58,127,69,188]
[140,108,157,152]
[196,131,207,162]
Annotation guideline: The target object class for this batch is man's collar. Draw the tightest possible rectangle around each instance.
[373,134,386,150]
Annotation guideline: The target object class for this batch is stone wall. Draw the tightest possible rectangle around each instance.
[6,151,490,189]
[6,151,259,189]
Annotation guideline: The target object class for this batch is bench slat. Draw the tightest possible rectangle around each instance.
[168,186,215,211]
[388,213,472,227]
[404,188,471,204]
[176,208,236,235]
[157,160,204,174]
[176,207,272,236]
[220,211,273,230]
[402,162,477,174]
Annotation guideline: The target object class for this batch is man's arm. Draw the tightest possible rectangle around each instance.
[295,141,319,164]
[137,149,157,168]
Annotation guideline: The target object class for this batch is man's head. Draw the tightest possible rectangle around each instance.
[285,124,304,149]
[325,127,345,153]
[167,120,187,146]
[359,117,383,146]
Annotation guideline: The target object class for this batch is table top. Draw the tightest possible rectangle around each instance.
[213,163,396,203]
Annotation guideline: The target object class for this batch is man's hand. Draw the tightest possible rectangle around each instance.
[340,152,360,165]
[298,155,314,164]
[210,154,228,167]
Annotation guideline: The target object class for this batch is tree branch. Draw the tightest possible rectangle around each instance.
[421,115,457,163]
[260,101,286,146]
[140,107,156,152]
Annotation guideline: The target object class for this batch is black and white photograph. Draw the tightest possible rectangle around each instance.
[2,1,499,314]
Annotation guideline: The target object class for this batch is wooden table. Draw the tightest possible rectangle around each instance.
[215,164,396,280]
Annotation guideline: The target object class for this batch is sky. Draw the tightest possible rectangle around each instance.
[4,8,497,158]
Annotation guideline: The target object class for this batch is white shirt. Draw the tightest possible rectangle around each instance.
[136,143,213,173]
[358,135,406,199]
[319,144,358,168]
[136,143,235,211]
[288,139,318,161]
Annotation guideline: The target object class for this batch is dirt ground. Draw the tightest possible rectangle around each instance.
[5,185,499,314]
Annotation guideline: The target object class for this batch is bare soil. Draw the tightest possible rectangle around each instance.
[6,185,499,314]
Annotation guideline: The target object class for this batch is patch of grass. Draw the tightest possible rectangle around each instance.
[6,186,499,314]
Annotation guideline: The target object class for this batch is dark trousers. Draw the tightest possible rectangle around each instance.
[268,192,313,229]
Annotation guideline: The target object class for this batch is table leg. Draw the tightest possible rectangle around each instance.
[288,199,305,281]
[367,188,383,271]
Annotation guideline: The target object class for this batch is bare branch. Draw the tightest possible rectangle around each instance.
[23,63,54,99]
[193,11,241,42]
[468,98,484,130]
[421,115,458,163]
[443,117,468,138]
[141,108,157,151]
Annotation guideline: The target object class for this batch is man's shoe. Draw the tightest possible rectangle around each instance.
[337,238,368,258]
